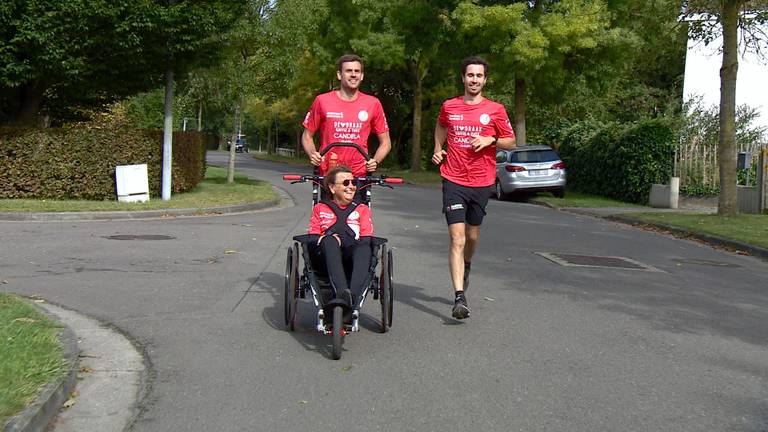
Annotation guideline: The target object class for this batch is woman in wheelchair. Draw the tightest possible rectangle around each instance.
[308,165,373,313]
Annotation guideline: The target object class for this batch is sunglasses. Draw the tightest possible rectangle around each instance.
[335,179,356,187]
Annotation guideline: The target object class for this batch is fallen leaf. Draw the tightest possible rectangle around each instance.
[80,365,93,373]
[224,249,239,255]
[341,364,354,372]
[1,280,8,284]
[483,297,496,302]
[298,400,309,405]
[12,317,37,324]
[33,299,45,303]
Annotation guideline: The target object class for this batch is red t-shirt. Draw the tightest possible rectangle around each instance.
[308,202,374,239]
[438,96,515,187]
[302,91,389,176]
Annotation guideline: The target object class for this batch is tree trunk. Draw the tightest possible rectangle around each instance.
[718,0,740,215]
[409,60,426,172]
[15,84,45,127]
[514,77,527,146]
[197,101,203,132]
[228,101,240,184]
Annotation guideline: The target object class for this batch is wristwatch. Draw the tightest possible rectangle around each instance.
[491,136,498,145]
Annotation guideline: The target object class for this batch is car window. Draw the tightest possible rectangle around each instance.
[495,151,508,163]
[510,150,559,163]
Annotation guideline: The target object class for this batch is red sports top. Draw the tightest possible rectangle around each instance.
[308,202,374,239]
[302,91,389,176]
[438,96,515,187]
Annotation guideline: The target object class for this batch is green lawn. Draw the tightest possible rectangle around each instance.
[533,191,644,208]
[623,212,768,249]
[0,166,276,212]
[0,294,68,424]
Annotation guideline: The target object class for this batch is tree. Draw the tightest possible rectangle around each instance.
[684,0,768,215]
[454,0,632,146]
[0,0,241,127]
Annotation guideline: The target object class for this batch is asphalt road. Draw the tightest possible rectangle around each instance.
[2,152,768,432]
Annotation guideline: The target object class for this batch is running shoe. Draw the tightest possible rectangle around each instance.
[452,295,470,319]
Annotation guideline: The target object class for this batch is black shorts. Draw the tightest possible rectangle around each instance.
[442,179,492,226]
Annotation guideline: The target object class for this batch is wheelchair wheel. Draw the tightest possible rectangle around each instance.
[379,244,391,333]
[387,247,394,328]
[332,305,344,360]
[284,243,299,331]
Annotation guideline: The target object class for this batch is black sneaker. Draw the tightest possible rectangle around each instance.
[452,295,470,319]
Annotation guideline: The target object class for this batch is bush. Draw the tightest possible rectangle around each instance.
[0,110,208,200]
[560,118,675,204]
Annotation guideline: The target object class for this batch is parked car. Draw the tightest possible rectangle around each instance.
[227,139,248,153]
[494,145,566,200]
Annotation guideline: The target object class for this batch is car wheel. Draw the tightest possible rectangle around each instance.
[553,188,565,199]
[495,180,507,201]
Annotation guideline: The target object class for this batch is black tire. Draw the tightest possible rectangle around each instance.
[552,187,565,198]
[387,248,394,328]
[495,180,507,201]
[283,243,299,331]
[332,305,343,360]
[379,244,390,333]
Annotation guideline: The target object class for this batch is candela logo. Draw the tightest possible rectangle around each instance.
[480,114,491,125]
[358,110,369,121]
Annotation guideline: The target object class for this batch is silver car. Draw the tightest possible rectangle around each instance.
[494,145,566,199]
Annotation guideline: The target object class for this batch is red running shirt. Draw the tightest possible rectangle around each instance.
[302,91,389,176]
[438,96,515,187]
[308,203,374,239]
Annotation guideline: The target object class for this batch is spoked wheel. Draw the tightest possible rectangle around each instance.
[331,305,344,360]
[379,244,391,333]
[283,242,299,331]
[386,247,394,328]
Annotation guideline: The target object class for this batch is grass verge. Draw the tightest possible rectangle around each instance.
[533,191,644,208]
[622,212,768,249]
[0,166,276,212]
[0,293,67,423]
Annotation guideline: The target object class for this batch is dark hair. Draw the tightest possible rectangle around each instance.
[461,56,489,76]
[337,54,364,73]
[324,165,353,190]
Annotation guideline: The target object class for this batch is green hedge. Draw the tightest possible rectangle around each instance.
[559,118,675,204]
[0,121,208,200]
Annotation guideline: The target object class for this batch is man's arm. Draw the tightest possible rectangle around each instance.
[432,123,448,165]
[495,136,516,150]
[366,132,391,172]
[301,128,323,166]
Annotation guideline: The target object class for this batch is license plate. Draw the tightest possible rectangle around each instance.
[528,169,547,177]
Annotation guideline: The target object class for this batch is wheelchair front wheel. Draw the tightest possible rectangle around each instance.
[331,305,344,360]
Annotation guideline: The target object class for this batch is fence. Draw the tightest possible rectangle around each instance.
[675,141,766,193]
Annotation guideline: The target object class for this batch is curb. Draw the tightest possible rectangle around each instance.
[531,199,768,262]
[4,306,79,432]
[0,197,281,222]
[607,214,768,261]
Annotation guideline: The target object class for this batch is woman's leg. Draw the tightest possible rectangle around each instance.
[319,236,351,302]
[346,238,373,307]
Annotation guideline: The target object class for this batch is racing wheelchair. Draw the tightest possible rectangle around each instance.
[282,143,402,360]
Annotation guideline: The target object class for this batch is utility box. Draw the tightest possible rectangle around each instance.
[115,164,150,203]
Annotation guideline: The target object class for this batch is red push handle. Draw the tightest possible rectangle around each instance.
[283,174,302,181]
[384,177,403,184]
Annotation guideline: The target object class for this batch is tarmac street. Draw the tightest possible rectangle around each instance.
[2,152,768,431]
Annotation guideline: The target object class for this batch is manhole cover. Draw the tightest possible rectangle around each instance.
[535,252,662,272]
[671,258,741,268]
[104,235,176,241]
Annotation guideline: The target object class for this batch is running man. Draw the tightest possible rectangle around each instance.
[432,56,516,320]
[301,54,391,176]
